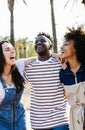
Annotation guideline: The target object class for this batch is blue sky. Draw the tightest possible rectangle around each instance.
[0,0,85,46]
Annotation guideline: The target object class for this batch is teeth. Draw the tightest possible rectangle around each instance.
[37,46,43,49]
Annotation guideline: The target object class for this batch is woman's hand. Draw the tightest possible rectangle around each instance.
[52,53,62,63]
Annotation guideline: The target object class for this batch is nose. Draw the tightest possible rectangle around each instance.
[11,49,15,54]
[36,41,42,45]
[37,41,40,43]
[60,45,63,50]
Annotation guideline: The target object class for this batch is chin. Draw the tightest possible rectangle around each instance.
[11,62,16,66]
[61,55,65,59]
[38,51,45,56]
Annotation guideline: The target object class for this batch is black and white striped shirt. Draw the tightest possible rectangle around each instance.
[17,57,69,129]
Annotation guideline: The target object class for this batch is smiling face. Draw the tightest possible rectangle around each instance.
[61,40,77,60]
[2,42,16,66]
[34,35,51,56]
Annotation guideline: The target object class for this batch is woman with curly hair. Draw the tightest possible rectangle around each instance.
[60,26,85,130]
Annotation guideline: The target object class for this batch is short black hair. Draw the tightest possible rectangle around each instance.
[37,32,53,45]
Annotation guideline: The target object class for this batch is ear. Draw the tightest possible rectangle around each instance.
[49,44,52,49]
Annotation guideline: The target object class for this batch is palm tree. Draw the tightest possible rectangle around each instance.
[7,0,27,46]
[64,0,85,8]
[8,0,14,46]
[50,0,57,53]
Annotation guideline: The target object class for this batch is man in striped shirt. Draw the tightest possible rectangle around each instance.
[16,32,69,130]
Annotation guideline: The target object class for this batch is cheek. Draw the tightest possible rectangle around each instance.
[4,53,9,62]
[67,48,73,54]
[3,53,7,60]
[46,43,50,48]
[4,56,8,63]
[70,47,76,54]
[34,45,37,51]
[66,49,76,58]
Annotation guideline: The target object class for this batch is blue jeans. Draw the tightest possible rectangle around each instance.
[34,124,69,130]
[53,124,69,130]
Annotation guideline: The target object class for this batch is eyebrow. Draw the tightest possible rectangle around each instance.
[4,46,15,50]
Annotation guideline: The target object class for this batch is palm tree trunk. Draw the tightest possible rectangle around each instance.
[50,0,57,53]
[8,0,15,46]
[10,9,14,46]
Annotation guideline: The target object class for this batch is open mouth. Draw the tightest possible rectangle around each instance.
[10,56,15,60]
[37,45,44,50]
[61,51,65,54]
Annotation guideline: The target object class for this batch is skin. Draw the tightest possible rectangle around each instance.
[19,35,60,66]
[1,42,16,85]
[34,36,51,61]
[61,40,81,73]
[2,42,16,67]
[23,36,60,65]
[61,40,76,60]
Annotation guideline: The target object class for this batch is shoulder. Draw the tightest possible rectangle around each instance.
[16,59,24,68]
[51,57,61,64]
[59,66,70,79]
[16,59,25,76]
[16,58,24,64]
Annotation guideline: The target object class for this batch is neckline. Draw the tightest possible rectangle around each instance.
[36,57,52,63]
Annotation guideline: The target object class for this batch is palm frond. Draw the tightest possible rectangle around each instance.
[64,0,85,8]
[72,0,78,7]
[64,0,71,8]
[64,0,80,12]
[23,0,27,5]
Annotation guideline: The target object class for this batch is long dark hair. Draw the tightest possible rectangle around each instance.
[0,41,24,93]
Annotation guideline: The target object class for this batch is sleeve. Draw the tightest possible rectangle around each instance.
[0,82,5,102]
[16,59,25,76]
